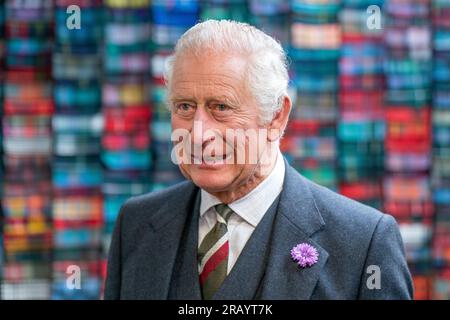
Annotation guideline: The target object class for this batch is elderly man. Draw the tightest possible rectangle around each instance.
[104,20,413,300]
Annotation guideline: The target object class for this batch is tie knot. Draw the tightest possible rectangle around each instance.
[214,204,233,223]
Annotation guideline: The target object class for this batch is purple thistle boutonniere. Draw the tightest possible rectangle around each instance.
[291,243,319,268]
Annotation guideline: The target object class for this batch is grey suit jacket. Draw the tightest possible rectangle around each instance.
[104,160,413,300]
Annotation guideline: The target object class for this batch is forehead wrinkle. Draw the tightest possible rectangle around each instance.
[172,73,244,88]
[170,56,254,107]
[171,79,243,104]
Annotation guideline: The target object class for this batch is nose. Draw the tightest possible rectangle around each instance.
[192,105,216,148]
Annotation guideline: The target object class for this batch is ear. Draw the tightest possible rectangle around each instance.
[267,95,292,142]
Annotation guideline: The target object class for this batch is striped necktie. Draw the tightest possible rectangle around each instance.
[198,204,233,300]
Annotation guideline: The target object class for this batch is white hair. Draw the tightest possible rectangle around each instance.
[164,19,289,124]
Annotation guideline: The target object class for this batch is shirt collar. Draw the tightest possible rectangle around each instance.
[200,150,285,227]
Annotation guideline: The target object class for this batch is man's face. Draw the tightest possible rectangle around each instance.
[169,52,267,194]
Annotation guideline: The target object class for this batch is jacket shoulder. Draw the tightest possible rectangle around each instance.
[119,180,196,225]
[303,176,392,241]
[303,176,402,273]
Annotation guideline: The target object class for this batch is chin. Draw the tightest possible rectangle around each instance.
[187,166,236,193]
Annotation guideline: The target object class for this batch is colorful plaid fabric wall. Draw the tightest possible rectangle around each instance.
[0,0,449,300]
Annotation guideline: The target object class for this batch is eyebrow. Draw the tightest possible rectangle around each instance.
[170,95,240,108]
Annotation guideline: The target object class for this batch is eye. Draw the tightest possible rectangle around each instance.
[213,104,230,112]
[179,103,191,111]
[174,103,195,117]
[209,103,233,119]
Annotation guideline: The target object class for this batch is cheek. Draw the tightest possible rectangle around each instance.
[227,129,264,163]
[230,109,259,129]
[171,115,189,130]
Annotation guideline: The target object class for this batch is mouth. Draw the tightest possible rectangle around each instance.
[191,153,231,165]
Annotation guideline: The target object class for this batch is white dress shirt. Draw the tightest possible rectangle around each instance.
[198,150,285,274]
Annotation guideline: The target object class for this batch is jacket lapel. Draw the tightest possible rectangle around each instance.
[258,161,329,299]
[133,182,200,299]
